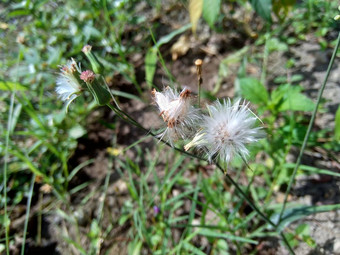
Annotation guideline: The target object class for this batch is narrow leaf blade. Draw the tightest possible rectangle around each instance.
[203,0,220,28]
[189,0,203,35]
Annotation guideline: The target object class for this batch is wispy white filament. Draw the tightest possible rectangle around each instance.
[153,87,201,146]
[185,99,263,163]
[55,59,82,111]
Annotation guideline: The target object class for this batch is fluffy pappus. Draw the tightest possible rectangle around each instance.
[152,86,201,146]
[55,59,83,111]
[185,99,264,163]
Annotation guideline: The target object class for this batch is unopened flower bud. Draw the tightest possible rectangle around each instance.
[82,45,104,74]
[80,70,95,83]
[84,77,111,106]
[82,45,92,54]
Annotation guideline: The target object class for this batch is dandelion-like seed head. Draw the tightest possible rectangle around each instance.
[56,59,83,111]
[185,99,263,163]
[152,86,201,146]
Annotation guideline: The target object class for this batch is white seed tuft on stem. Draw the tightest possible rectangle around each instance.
[185,99,264,163]
[55,59,82,111]
[152,86,201,146]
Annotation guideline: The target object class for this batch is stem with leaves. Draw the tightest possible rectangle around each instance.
[106,101,296,252]
[278,31,340,223]
[106,103,276,226]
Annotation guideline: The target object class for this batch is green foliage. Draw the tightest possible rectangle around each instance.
[1,0,339,254]
[249,0,273,23]
[145,24,191,88]
[0,81,27,91]
[270,84,315,112]
[203,0,221,28]
[239,77,269,105]
[273,0,296,21]
[335,105,340,141]
[145,48,158,88]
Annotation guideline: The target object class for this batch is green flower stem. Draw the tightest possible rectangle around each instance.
[3,92,14,255]
[278,31,340,223]
[3,49,22,255]
[107,102,297,250]
[106,103,277,229]
[21,174,35,255]
[280,232,295,255]
[101,76,121,110]
[216,163,276,229]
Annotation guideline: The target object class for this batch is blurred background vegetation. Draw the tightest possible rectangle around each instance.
[1,0,340,254]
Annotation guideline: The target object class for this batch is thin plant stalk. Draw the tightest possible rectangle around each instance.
[216,163,276,229]
[3,50,21,255]
[280,232,295,255]
[37,191,43,245]
[106,103,277,229]
[195,59,203,107]
[21,173,36,255]
[94,154,113,254]
[260,32,270,86]
[101,76,121,110]
[278,31,340,223]
[3,92,14,255]
[149,28,177,85]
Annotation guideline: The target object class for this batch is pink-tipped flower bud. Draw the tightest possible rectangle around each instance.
[80,70,95,83]
[82,45,92,54]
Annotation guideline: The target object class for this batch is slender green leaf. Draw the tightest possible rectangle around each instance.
[198,229,258,244]
[183,242,206,255]
[131,240,142,255]
[189,0,203,35]
[203,0,220,28]
[155,24,192,48]
[68,159,95,182]
[8,9,31,17]
[164,190,195,207]
[0,81,27,91]
[9,104,22,134]
[214,46,249,95]
[250,0,272,23]
[145,48,158,88]
[21,174,35,255]
[335,105,340,141]
[110,89,143,102]
[62,236,87,255]
[284,163,340,178]
[272,204,340,232]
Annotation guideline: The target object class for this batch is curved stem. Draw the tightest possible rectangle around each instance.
[216,163,276,228]
[278,31,340,223]
[21,174,35,255]
[280,232,295,255]
[106,102,277,229]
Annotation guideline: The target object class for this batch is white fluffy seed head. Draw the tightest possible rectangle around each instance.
[152,86,201,146]
[185,99,264,163]
[55,59,83,111]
